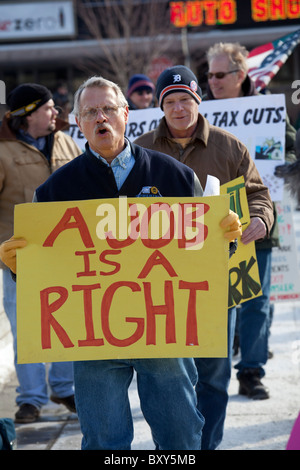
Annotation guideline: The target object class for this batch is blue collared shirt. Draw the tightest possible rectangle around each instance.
[89,139,135,190]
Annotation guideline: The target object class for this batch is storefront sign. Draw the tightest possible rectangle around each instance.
[169,1,300,29]
[0,1,75,41]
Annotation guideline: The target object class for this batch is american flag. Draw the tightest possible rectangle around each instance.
[248,29,300,92]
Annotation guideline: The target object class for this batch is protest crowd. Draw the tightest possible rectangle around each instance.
[0,28,300,452]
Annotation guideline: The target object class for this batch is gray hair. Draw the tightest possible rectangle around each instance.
[207,42,249,75]
[73,76,128,117]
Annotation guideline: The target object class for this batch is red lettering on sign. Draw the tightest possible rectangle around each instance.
[170,1,187,27]
[288,0,300,18]
[170,0,236,27]
[75,250,97,277]
[270,0,285,19]
[0,21,11,30]
[99,249,122,276]
[203,1,218,25]
[187,1,203,26]
[138,249,178,279]
[101,281,144,347]
[219,0,237,23]
[39,278,210,351]
[179,280,209,346]
[144,280,176,345]
[252,0,300,20]
[43,207,94,248]
[40,286,74,349]
[178,202,209,249]
[140,204,175,249]
[72,284,104,347]
[252,0,269,20]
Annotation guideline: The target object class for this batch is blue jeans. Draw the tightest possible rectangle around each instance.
[194,306,236,450]
[234,248,272,378]
[2,268,74,408]
[73,358,204,450]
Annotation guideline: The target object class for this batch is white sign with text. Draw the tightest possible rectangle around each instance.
[68,94,286,202]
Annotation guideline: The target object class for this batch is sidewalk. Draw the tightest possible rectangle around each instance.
[1,216,300,451]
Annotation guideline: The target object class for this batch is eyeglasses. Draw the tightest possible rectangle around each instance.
[206,70,240,80]
[80,105,122,121]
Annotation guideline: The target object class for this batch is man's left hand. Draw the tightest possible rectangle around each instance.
[241,217,266,245]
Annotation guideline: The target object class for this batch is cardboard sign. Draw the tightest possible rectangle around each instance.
[270,192,300,302]
[15,195,230,363]
[221,177,262,307]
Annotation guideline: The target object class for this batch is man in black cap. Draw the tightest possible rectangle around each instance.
[134,65,274,450]
[0,83,81,423]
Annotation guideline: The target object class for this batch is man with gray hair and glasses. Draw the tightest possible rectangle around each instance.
[0,75,242,450]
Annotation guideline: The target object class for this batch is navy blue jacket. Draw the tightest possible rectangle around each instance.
[35,142,202,202]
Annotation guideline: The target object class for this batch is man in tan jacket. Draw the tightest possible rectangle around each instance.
[134,65,274,450]
[0,83,81,423]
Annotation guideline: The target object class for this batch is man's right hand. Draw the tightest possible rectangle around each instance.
[0,237,27,274]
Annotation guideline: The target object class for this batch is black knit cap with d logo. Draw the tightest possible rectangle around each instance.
[156,65,202,109]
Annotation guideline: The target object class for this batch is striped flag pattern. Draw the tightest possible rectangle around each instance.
[247,29,300,92]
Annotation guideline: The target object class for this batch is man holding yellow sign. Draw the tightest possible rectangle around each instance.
[0,76,241,451]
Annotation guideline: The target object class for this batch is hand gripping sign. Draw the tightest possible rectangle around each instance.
[15,195,232,363]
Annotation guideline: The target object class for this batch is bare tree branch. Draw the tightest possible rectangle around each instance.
[75,0,177,90]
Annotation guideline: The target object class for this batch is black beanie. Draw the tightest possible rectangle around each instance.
[7,83,52,117]
[156,65,202,109]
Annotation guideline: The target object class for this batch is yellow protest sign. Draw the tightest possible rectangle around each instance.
[220,177,262,307]
[15,195,230,364]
